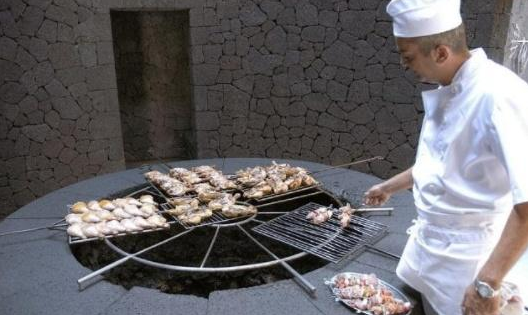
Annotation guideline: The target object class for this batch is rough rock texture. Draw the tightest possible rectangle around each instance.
[0,0,511,218]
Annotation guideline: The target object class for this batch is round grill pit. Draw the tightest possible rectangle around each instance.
[71,185,344,297]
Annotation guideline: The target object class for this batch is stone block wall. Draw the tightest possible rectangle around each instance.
[0,0,511,219]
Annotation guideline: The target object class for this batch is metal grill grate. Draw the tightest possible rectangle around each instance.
[252,202,388,263]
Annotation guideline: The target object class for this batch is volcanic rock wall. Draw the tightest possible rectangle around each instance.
[0,0,511,218]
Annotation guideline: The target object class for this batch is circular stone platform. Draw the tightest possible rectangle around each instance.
[0,158,424,315]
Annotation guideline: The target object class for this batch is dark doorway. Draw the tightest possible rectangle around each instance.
[111,10,195,168]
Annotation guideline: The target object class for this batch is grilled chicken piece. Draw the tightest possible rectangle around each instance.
[306,207,333,224]
[177,207,213,225]
[209,171,238,190]
[338,203,356,228]
[267,176,289,194]
[221,204,257,218]
[243,182,273,199]
[194,182,215,195]
[208,193,240,211]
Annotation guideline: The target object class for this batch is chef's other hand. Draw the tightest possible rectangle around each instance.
[461,283,500,315]
[364,183,392,206]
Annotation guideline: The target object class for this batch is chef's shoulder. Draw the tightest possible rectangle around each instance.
[478,61,528,112]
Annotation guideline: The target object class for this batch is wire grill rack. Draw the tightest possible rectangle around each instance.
[252,202,388,263]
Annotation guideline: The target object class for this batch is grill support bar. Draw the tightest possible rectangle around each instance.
[77,228,195,291]
[200,225,220,268]
[0,219,67,237]
[238,225,317,296]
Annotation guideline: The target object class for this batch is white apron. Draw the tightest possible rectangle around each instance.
[396,208,510,315]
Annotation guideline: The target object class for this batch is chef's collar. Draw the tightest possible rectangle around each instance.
[447,48,487,95]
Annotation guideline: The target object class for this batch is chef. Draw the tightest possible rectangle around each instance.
[363,0,528,314]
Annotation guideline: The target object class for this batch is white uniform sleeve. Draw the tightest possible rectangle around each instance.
[489,90,528,206]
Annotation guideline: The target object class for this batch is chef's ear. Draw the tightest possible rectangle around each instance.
[433,44,450,64]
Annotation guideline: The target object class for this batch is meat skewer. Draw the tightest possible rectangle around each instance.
[306,207,333,224]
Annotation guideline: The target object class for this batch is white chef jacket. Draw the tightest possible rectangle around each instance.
[396,48,528,315]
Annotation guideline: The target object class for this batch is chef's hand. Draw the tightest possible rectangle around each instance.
[461,284,501,315]
[364,183,392,206]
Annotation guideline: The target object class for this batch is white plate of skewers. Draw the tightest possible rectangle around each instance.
[325,272,413,315]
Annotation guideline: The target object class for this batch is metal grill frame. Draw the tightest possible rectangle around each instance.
[252,202,388,263]
[67,185,176,245]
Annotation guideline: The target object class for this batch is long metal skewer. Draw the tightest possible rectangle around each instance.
[77,228,195,290]
[309,156,384,175]
[238,225,317,296]
[355,207,394,212]
[0,219,67,237]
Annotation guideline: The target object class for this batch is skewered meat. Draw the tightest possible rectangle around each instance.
[120,219,141,232]
[169,197,197,206]
[99,199,116,210]
[67,223,86,238]
[338,203,356,228]
[192,165,217,177]
[87,200,103,211]
[267,175,289,194]
[167,203,198,216]
[194,183,215,194]
[306,207,333,224]
[147,214,169,228]
[331,273,412,315]
[133,216,154,229]
[70,202,89,214]
[96,209,116,221]
[81,212,101,223]
[124,204,145,217]
[106,220,126,233]
[139,195,157,205]
[95,222,115,235]
[113,207,132,219]
[139,204,157,216]
[243,182,273,199]
[65,213,82,225]
[221,204,257,218]
[209,171,237,190]
[208,193,240,211]
[82,224,102,238]
[177,207,213,225]
[198,191,225,203]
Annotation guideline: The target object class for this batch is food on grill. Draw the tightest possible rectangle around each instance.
[338,203,355,228]
[71,201,89,214]
[99,199,116,210]
[67,223,85,238]
[243,182,273,199]
[145,171,188,196]
[221,204,257,218]
[87,200,103,211]
[330,273,412,315]
[66,197,168,239]
[139,195,157,205]
[306,207,333,224]
[193,182,216,194]
[197,191,224,203]
[192,165,217,177]
[238,161,318,199]
[169,167,203,185]
[106,220,126,233]
[177,207,213,225]
[208,193,240,211]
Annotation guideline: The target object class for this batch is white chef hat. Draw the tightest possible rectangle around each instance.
[387,0,462,38]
